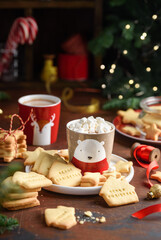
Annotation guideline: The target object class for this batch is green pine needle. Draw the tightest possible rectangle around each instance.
[0,164,22,235]
[0,163,23,205]
[0,214,19,234]
[89,0,161,106]
[102,97,141,110]
[0,162,22,183]
[0,92,10,100]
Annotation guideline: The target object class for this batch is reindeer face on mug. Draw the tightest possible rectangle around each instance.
[31,112,55,145]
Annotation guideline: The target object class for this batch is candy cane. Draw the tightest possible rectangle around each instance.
[0,17,38,75]
[6,18,29,48]
[26,17,38,44]
[1,18,29,70]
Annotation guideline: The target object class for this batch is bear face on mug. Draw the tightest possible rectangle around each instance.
[73,139,106,163]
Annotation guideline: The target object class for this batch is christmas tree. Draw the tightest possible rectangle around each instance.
[89,0,161,109]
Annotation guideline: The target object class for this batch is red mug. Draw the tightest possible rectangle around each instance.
[18,94,61,146]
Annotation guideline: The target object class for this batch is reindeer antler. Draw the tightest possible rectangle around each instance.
[31,112,37,123]
[50,113,55,123]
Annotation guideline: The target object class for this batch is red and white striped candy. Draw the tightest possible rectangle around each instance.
[0,17,38,75]
[7,17,29,46]
[26,17,38,44]
[1,18,29,69]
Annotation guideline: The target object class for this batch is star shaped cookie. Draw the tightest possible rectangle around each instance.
[102,170,121,179]
[114,160,133,173]
[117,108,142,126]
[23,147,58,166]
[151,171,161,182]
[23,147,45,166]
[121,125,141,137]
[144,123,161,141]
[80,172,106,187]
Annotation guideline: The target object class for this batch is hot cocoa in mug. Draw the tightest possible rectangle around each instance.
[66,116,115,173]
[18,94,61,146]
[22,98,56,107]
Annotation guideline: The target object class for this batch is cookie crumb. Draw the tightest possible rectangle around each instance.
[99,216,106,223]
[84,211,93,217]
[76,209,105,224]
[79,220,85,224]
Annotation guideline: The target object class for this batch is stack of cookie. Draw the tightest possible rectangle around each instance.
[0,130,27,162]
[2,171,52,210]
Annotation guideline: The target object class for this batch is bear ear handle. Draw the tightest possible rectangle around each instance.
[77,140,82,144]
[101,141,105,145]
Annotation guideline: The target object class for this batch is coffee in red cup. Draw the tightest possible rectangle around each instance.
[18,94,61,146]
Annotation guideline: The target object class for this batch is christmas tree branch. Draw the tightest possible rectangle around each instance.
[0,163,22,234]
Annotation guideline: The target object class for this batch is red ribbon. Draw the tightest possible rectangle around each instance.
[133,144,156,168]
[146,160,159,188]
[133,144,159,187]
[132,144,160,219]
[132,204,161,219]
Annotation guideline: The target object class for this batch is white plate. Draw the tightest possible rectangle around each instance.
[25,154,134,195]
[116,125,161,144]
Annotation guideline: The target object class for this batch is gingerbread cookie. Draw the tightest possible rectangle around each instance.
[117,108,142,126]
[121,126,141,137]
[102,170,121,179]
[45,206,77,230]
[23,147,58,166]
[114,160,133,173]
[99,176,139,207]
[48,160,82,187]
[80,172,106,187]
[142,113,161,129]
[0,130,27,162]
[12,171,52,189]
[144,123,161,141]
[151,171,161,182]
[2,197,40,210]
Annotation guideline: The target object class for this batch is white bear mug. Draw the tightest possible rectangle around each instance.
[66,119,115,174]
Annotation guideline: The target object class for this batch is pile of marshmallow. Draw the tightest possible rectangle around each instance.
[68,116,112,134]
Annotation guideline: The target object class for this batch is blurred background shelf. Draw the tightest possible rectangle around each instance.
[0,0,102,82]
[0,1,95,9]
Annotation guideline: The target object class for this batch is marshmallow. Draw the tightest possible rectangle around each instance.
[68,116,112,134]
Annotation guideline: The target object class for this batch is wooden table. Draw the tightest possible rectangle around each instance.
[0,85,161,240]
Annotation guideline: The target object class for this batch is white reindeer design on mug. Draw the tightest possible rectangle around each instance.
[31,112,55,145]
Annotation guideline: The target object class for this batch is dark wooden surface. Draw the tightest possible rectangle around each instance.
[1,84,161,240]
